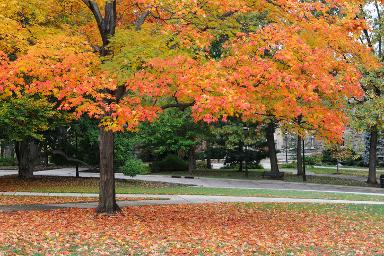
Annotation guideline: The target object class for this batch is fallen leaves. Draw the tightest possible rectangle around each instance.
[0,203,383,255]
[0,196,161,206]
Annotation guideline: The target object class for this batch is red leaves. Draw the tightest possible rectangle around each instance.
[0,204,383,255]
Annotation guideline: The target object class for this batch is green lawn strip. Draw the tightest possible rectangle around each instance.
[5,184,384,202]
[253,202,384,218]
[307,167,370,177]
[1,176,384,202]
[114,187,384,202]
[156,169,372,187]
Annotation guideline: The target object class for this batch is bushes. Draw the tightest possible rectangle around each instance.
[280,162,297,169]
[305,154,322,165]
[0,157,16,166]
[121,157,149,177]
[151,155,188,172]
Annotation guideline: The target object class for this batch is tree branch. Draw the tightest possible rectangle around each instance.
[161,102,195,110]
[135,10,151,31]
[81,0,106,45]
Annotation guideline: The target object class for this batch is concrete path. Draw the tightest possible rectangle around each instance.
[1,192,384,212]
[30,168,384,195]
[2,168,384,196]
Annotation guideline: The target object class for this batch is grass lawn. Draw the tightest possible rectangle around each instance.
[307,166,384,177]
[0,203,383,255]
[1,176,384,202]
[283,165,384,178]
[155,169,375,187]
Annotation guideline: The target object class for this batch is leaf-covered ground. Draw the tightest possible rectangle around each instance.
[0,196,160,206]
[0,203,383,255]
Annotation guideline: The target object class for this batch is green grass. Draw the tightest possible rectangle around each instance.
[155,169,375,187]
[283,164,384,177]
[255,203,384,217]
[1,176,384,202]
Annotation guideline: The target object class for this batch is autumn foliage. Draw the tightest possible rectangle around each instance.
[0,0,379,144]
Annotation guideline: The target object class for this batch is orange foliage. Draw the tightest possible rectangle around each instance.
[0,0,380,142]
[0,204,383,254]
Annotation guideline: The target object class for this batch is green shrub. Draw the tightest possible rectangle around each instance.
[305,154,322,165]
[152,155,188,172]
[0,157,16,166]
[280,161,297,169]
[196,160,208,170]
[121,157,149,177]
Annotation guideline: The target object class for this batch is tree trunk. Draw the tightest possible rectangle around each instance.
[188,147,196,174]
[206,143,212,169]
[97,128,120,214]
[266,121,280,173]
[296,136,303,176]
[0,140,4,158]
[206,157,212,169]
[44,143,49,167]
[368,126,378,185]
[15,138,38,179]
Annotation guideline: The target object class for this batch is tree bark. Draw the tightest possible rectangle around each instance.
[15,138,38,179]
[368,126,378,185]
[0,140,4,158]
[82,0,120,214]
[266,121,280,173]
[188,147,196,174]
[296,136,303,176]
[97,128,120,214]
[206,142,212,169]
[206,157,212,169]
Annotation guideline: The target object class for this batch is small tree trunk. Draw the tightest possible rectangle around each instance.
[238,141,244,172]
[206,143,212,169]
[97,128,120,214]
[15,138,38,179]
[368,126,378,185]
[44,143,49,167]
[0,140,4,158]
[188,147,196,174]
[266,121,280,173]
[206,157,212,169]
[239,160,243,172]
[296,136,303,176]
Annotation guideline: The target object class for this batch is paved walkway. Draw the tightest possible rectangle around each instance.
[2,168,384,196]
[30,169,384,195]
[1,192,384,212]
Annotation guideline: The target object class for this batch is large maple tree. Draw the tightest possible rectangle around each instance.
[0,0,378,213]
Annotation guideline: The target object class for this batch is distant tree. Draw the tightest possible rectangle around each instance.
[211,121,268,175]
[137,109,208,173]
[0,97,65,178]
